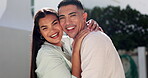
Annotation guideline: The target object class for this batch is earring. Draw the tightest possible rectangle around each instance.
[40,35,44,39]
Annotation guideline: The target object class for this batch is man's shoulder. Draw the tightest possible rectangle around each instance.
[84,31,110,41]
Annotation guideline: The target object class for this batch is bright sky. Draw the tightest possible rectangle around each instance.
[81,0,148,15]
[35,0,148,15]
[0,0,147,31]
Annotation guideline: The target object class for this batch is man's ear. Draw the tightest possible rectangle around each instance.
[83,12,88,21]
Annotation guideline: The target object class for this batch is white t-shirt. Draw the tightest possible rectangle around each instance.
[81,31,125,78]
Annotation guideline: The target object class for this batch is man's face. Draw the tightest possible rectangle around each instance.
[58,5,87,38]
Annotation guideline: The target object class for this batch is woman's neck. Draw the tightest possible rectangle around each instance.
[53,41,63,47]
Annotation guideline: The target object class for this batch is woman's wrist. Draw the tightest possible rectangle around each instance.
[72,49,80,55]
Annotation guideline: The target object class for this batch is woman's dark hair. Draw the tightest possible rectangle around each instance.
[30,8,59,78]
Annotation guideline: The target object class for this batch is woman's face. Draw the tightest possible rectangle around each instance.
[39,14,63,46]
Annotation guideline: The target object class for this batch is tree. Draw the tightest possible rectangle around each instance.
[86,5,148,51]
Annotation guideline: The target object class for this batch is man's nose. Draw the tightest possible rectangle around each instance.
[65,17,71,25]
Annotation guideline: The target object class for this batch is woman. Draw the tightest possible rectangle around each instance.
[30,8,100,78]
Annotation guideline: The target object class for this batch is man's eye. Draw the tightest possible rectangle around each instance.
[59,17,64,20]
[71,14,76,17]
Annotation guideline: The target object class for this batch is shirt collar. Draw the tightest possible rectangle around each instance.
[43,41,65,49]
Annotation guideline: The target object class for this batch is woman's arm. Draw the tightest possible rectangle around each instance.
[71,29,90,78]
[71,19,103,78]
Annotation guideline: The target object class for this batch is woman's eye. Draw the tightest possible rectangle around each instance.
[59,17,64,20]
[42,28,47,30]
[53,22,58,25]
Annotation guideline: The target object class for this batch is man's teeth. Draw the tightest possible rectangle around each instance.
[67,27,74,30]
[51,33,58,37]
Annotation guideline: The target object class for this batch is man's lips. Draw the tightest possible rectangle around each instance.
[66,26,75,31]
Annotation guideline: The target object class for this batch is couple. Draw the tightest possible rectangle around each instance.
[30,0,125,78]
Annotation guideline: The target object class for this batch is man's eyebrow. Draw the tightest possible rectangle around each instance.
[59,15,64,18]
[69,12,76,15]
[59,12,77,17]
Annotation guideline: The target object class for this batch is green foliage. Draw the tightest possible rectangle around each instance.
[85,5,148,51]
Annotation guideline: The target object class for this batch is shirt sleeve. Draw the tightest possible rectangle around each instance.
[35,51,77,78]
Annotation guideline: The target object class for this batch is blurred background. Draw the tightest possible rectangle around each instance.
[0,0,147,78]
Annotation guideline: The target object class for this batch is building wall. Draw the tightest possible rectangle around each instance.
[0,0,33,31]
[0,26,31,78]
[0,0,33,78]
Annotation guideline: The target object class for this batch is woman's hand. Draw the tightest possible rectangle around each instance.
[72,29,90,53]
[86,19,104,32]
[72,29,90,78]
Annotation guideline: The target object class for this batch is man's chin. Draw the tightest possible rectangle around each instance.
[69,36,74,38]
[68,34,75,38]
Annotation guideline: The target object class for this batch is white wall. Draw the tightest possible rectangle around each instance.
[0,27,31,78]
[0,0,33,31]
[0,0,33,78]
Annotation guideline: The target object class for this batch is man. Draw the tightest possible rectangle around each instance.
[58,0,125,78]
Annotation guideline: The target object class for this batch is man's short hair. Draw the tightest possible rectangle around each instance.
[58,0,84,11]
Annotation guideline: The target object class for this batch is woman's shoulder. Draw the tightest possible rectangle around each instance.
[37,43,58,60]
[36,43,64,65]
[38,44,59,57]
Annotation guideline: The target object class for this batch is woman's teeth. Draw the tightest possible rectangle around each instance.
[51,33,58,38]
